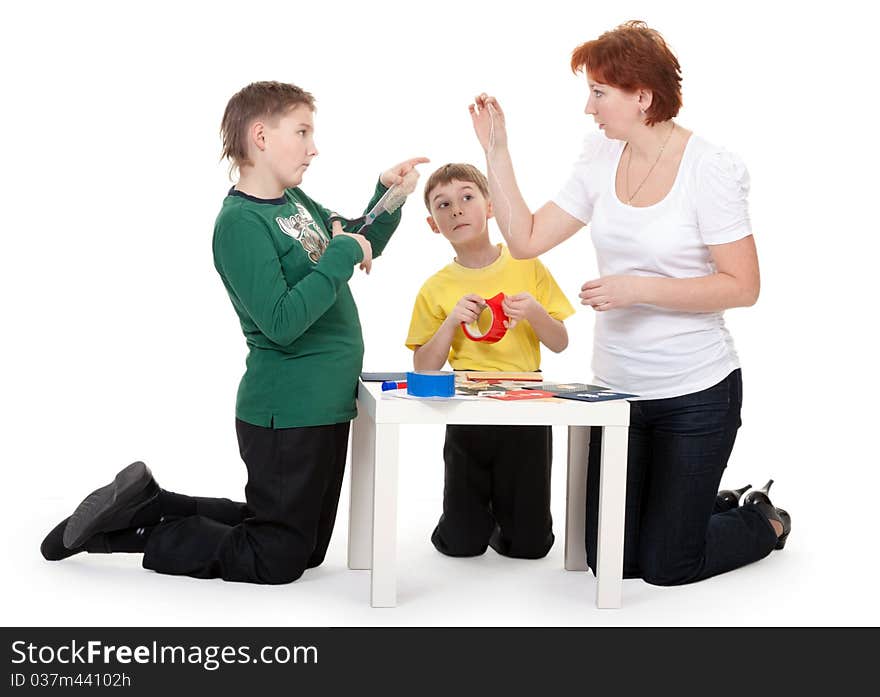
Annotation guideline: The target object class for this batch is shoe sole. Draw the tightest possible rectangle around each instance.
[62,461,159,549]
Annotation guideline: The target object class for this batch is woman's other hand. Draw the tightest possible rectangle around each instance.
[579,275,645,311]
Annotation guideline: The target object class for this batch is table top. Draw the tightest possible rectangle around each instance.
[357,380,631,427]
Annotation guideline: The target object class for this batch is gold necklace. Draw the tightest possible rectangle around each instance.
[625,122,676,205]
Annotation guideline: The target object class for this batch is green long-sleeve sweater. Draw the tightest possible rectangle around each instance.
[212,180,400,428]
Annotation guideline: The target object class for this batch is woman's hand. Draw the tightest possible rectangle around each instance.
[579,275,645,311]
[332,221,372,274]
[501,292,540,330]
[380,157,430,188]
[469,93,507,153]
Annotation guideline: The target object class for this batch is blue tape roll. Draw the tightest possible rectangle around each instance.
[406,370,455,397]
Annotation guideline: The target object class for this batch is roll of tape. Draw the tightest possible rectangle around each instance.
[461,292,508,344]
[406,370,455,397]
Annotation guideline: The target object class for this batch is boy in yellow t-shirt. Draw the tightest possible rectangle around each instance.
[406,163,574,558]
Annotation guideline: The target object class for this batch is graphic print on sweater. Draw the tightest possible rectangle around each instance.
[276,202,329,263]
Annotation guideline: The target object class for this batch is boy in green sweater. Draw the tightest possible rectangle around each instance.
[40,81,427,584]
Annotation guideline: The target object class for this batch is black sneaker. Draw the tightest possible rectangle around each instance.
[62,461,160,549]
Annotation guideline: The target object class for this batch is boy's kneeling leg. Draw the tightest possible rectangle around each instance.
[143,515,312,584]
[432,425,495,557]
[488,525,555,559]
[225,419,350,579]
[305,422,350,569]
[489,425,554,559]
[431,512,494,557]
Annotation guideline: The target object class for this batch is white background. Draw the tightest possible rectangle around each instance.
[2,0,877,626]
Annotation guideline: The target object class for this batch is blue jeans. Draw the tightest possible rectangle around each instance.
[585,369,778,585]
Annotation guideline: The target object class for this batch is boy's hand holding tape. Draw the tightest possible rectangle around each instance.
[501,292,540,331]
[445,294,487,328]
[444,291,543,333]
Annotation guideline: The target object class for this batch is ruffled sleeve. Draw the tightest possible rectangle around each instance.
[696,149,752,245]
[553,132,613,225]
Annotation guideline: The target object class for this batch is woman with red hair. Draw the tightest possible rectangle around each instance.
[470,21,789,585]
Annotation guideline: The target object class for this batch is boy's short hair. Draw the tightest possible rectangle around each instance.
[423,163,490,211]
[220,81,315,173]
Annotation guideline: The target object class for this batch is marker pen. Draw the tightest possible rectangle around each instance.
[381,380,408,391]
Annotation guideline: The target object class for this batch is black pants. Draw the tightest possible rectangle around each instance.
[585,369,778,586]
[142,419,349,584]
[432,425,554,559]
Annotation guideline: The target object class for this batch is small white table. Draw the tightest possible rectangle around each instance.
[347,381,631,609]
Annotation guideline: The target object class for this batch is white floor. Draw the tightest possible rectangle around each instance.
[5,426,873,627]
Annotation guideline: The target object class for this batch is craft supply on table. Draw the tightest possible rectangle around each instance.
[406,370,456,398]
[361,372,408,382]
[553,391,638,402]
[523,382,610,393]
[485,389,558,401]
[461,371,543,383]
[461,292,508,344]
[381,380,408,391]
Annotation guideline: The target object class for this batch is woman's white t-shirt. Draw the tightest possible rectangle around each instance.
[553,132,752,400]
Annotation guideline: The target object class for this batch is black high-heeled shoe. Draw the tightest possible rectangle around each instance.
[714,483,752,513]
[749,500,792,550]
[774,509,791,550]
[743,479,791,550]
[742,479,776,507]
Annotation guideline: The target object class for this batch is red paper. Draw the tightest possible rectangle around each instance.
[485,389,557,401]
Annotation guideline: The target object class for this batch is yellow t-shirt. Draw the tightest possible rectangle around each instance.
[406,244,575,371]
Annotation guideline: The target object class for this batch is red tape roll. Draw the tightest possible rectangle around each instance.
[461,292,508,344]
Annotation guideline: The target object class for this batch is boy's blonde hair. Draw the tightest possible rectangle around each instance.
[220,81,315,174]
[423,163,490,211]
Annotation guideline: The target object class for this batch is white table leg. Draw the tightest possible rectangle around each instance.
[370,423,400,608]
[596,425,628,609]
[348,407,374,570]
[565,426,590,571]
